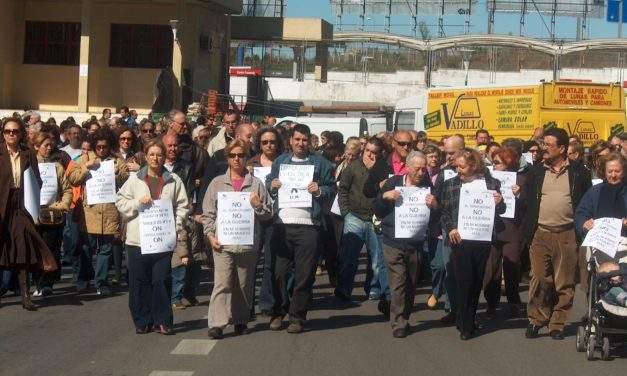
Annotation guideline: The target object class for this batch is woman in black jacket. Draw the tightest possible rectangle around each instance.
[437,148,505,340]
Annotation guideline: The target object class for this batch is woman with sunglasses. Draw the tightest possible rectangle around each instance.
[203,139,273,339]
[116,139,190,334]
[249,127,283,315]
[482,147,526,317]
[0,118,57,310]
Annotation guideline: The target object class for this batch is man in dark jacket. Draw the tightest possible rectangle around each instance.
[266,123,335,334]
[523,127,591,340]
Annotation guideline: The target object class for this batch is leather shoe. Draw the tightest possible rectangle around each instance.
[525,324,541,339]
[135,326,152,334]
[440,312,456,324]
[234,324,250,335]
[460,331,473,340]
[392,328,407,338]
[269,316,284,331]
[378,299,390,319]
[207,327,223,339]
[287,322,304,334]
[549,330,564,340]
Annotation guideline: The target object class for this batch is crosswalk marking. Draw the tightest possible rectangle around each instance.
[170,339,217,356]
[149,371,194,376]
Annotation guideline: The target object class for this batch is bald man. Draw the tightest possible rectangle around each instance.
[213,123,255,176]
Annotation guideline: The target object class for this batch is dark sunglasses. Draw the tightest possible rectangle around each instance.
[228,153,246,159]
[141,128,155,134]
[395,140,411,147]
[3,129,20,135]
[261,140,277,145]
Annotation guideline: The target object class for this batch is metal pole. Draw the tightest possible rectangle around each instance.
[438,0,445,38]
[620,0,624,39]
[465,0,471,35]
[519,0,527,37]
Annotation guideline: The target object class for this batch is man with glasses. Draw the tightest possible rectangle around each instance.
[138,120,156,146]
[523,127,591,340]
[207,110,239,156]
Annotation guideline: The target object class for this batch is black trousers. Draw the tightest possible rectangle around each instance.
[126,245,173,328]
[450,240,491,334]
[271,224,319,324]
[34,224,64,289]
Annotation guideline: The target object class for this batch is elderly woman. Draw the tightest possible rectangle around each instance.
[575,152,627,296]
[482,147,526,317]
[0,118,57,310]
[374,151,436,338]
[32,132,73,297]
[203,139,273,339]
[116,139,189,335]
[588,140,611,181]
[437,148,505,340]
[68,127,129,295]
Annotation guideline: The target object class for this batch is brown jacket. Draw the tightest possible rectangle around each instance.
[0,144,42,225]
[36,155,72,213]
[68,151,129,235]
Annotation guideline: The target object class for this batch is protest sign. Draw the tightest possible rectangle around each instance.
[39,162,58,206]
[253,167,271,184]
[139,199,177,254]
[395,187,431,239]
[23,167,40,223]
[278,164,314,208]
[490,170,516,219]
[458,183,495,241]
[582,217,623,258]
[86,160,117,205]
[217,192,254,245]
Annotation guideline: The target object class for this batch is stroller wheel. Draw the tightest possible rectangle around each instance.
[601,337,610,361]
[586,335,596,361]
[576,326,586,352]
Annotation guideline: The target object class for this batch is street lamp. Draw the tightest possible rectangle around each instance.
[169,19,180,41]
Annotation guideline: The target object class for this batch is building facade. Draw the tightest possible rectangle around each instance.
[0,0,242,114]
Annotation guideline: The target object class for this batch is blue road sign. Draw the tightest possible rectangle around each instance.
[608,0,627,23]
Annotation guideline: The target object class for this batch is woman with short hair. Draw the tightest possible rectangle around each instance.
[116,139,190,335]
[437,148,505,340]
[203,139,273,339]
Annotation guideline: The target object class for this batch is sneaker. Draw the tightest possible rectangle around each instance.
[392,327,407,338]
[96,286,111,296]
[368,292,381,301]
[41,287,53,297]
[287,322,304,334]
[171,301,186,310]
[32,290,43,297]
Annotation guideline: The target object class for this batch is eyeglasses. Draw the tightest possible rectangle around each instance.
[395,140,411,147]
[261,140,277,145]
[141,129,155,134]
[3,129,19,135]
[228,153,246,159]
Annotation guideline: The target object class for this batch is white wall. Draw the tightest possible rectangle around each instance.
[266,68,626,105]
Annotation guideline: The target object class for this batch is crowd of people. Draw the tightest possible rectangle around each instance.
[1,107,626,341]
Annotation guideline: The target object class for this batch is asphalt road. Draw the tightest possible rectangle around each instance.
[1,259,626,376]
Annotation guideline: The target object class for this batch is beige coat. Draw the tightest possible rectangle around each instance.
[36,155,72,213]
[68,151,129,235]
[202,169,273,253]
[115,167,190,266]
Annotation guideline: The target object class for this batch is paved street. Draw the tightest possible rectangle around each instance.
[1,259,627,376]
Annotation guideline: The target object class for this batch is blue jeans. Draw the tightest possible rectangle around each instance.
[78,233,114,288]
[171,265,185,303]
[258,224,275,312]
[429,237,446,299]
[62,213,77,263]
[337,213,390,300]
[442,232,457,313]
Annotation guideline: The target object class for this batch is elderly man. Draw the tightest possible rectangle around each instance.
[213,123,254,175]
[524,127,591,340]
[207,110,239,156]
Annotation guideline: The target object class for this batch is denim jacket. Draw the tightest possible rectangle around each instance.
[265,152,335,226]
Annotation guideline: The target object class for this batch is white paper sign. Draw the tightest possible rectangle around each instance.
[458,184,496,241]
[23,167,40,223]
[85,160,117,205]
[395,187,431,239]
[217,192,254,245]
[522,152,534,164]
[491,170,516,219]
[39,163,58,206]
[139,199,177,254]
[278,164,314,208]
[79,64,88,77]
[582,217,623,258]
[444,169,458,181]
[254,166,272,184]
[330,194,341,216]
[592,178,603,186]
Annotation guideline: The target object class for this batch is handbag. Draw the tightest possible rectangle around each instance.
[39,207,65,226]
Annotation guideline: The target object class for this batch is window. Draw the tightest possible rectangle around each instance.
[109,24,173,69]
[24,21,81,65]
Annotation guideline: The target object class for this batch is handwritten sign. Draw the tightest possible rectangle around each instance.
[217,192,254,245]
[278,164,314,208]
[23,167,40,223]
[522,152,534,165]
[582,217,623,258]
[39,163,58,206]
[254,167,272,185]
[443,169,458,181]
[458,183,495,242]
[490,170,516,219]
[86,160,117,205]
[592,178,603,186]
[395,187,431,239]
[139,199,177,254]
[330,194,341,216]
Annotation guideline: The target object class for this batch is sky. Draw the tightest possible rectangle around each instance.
[283,0,624,40]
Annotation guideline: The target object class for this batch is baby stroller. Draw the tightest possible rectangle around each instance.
[575,238,627,360]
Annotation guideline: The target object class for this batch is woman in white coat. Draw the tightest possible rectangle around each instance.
[116,139,189,335]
